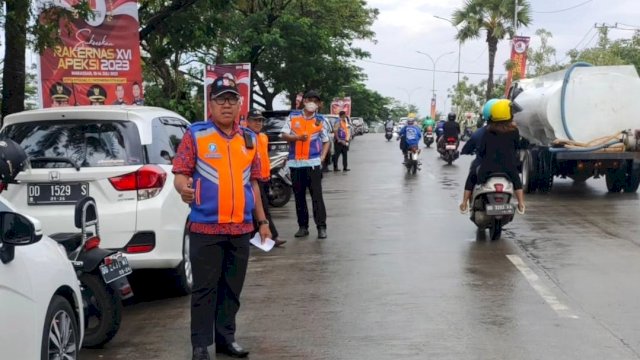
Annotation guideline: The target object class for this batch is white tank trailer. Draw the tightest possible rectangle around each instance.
[509,63,640,193]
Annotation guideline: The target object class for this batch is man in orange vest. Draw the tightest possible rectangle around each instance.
[280,90,331,239]
[246,109,286,247]
[332,110,351,171]
[173,76,271,360]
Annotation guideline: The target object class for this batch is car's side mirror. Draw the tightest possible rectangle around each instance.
[160,150,173,163]
[0,212,38,264]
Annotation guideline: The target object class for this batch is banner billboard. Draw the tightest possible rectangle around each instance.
[430,96,436,119]
[505,36,531,97]
[330,97,352,117]
[204,63,251,123]
[38,0,144,108]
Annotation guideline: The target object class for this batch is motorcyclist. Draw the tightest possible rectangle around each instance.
[459,99,525,214]
[460,99,498,204]
[384,117,394,131]
[397,117,422,163]
[421,116,435,133]
[435,117,446,141]
[438,112,461,153]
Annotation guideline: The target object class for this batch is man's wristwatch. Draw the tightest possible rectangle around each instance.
[257,219,269,226]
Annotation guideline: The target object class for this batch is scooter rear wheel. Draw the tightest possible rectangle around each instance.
[489,220,503,241]
[80,273,122,348]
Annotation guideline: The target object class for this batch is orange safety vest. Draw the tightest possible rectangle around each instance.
[288,111,325,161]
[336,119,350,141]
[189,121,257,224]
[257,133,271,181]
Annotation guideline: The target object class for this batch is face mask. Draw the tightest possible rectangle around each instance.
[304,102,318,112]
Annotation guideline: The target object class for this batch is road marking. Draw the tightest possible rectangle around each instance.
[506,254,579,319]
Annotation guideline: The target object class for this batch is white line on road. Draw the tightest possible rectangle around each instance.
[506,254,579,319]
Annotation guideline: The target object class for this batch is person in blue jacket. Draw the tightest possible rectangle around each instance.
[397,117,422,163]
[435,118,446,141]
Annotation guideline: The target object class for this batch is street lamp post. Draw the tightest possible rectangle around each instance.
[416,50,454,118]
[434,16,462,87]
[398,86,422,109]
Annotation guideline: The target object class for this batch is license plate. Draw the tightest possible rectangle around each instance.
[99,254,132,284]
[486,204,515,216]
[28,183,89,205]
[446,145,456,150]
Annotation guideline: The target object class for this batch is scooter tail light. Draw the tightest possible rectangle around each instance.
[494,184,504,193]
[84,236,101,251]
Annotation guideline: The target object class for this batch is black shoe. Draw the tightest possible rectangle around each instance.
[192,347,211,360]
[322,167,330,173]
[216,342,249,358]
[333,167,338,172]
[318,227,327,239]
[343,168,350,172]
[295,227,309,237]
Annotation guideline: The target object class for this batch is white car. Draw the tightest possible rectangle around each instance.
[1,106,193,294]
[0,196,84,360]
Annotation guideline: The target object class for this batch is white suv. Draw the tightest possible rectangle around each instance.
[1,106,193,294]
[0,196,84,359]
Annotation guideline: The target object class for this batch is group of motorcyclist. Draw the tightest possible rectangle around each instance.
[386,98,525,215]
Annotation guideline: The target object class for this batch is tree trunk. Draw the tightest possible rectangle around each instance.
[254,73,276,110]
[2,0,29,120]
[486,35,499,101]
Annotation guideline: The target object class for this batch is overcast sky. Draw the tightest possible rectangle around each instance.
[341,0,640,117]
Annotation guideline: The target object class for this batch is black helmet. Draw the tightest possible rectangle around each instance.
[447,112,457,121]
[0,138,28,188]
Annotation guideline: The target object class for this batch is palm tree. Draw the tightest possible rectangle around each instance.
[453,0,531,100]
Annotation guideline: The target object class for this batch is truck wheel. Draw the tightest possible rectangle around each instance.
[606,169,625,193]
[537,150,554,193]
[623,169,640,193]
[521,150,536,193]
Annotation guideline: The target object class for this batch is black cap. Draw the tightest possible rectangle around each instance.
[303,90,321,101]
[87,85,107,103]
[50,82,71,101]
[247,109,265,119]
[210,76,240,99]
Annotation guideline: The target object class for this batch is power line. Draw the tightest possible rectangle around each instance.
[358,59,506,76]
[532,0,593,14]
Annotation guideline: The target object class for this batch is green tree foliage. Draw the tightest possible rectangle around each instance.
[526,28,564,76]
[452,0,531,101]
[568,28,640,72]
[1,0,91,119]
[449,76,506,115]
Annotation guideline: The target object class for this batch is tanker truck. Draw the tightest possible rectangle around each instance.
[508,63,640,193]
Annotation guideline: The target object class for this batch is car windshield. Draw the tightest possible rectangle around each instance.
[1,120,143,168]
[263,116,288,134]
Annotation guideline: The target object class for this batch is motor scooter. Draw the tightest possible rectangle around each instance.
[405,145,421,174]
[423,126,434,148]
[50,197,133,347]
[469,174,516,240]
[267,152,292,207]
[440,137,460,165]
[385,128,393,141]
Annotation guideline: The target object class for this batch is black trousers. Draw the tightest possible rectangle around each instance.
[333,141,349,170]
[190,232,251,347]
[256,181,279,239]
[291,166,327,229]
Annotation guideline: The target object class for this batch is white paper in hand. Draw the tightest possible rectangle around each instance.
[250,233,276,252]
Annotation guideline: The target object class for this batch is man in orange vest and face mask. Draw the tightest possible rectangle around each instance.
[332,110,351,171]
[280,90,331,239]
[173,77,271,360]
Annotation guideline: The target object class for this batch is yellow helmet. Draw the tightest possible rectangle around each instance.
[490,99,513,122]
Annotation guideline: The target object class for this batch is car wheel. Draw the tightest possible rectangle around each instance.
[42,295,79,360]
[175,227,193,295]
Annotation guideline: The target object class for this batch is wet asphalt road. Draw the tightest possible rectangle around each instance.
[83,133,640,360]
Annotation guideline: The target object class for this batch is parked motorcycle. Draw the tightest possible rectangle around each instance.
[423,126,434,148]
[440,137,460,165]
[50,197,133,348]
[268,152,292,207]
[405,145,421,174]
[469,174,516,240]
[385,128,393,141]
